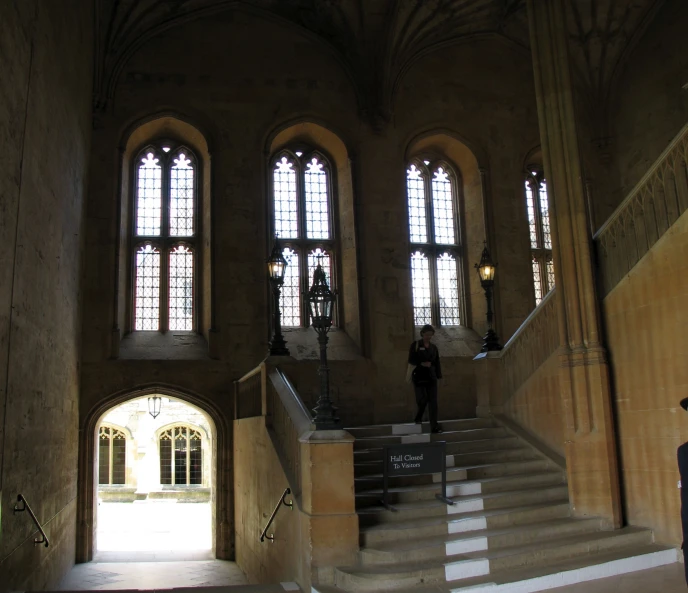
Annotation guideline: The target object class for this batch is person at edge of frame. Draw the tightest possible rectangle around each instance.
[408,324,443,434]
[678,397,688,585]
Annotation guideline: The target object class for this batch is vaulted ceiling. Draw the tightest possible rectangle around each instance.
[93,0,665,124]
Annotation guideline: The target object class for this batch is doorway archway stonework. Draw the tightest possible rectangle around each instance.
[76,384,231,562]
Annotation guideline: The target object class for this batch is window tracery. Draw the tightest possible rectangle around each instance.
[159,425,203,486]
[98,425,127,486]
[132,144,197,331]
[406,160,463,326]
[271,149,336,327]
[525,171,554,304]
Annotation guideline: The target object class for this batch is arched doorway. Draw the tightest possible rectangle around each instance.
[95,396,214,559]
[76,386,232,563]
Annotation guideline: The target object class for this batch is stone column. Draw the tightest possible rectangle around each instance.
[526,0,621,527]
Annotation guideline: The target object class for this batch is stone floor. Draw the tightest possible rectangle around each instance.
[97,501,211,552]
[545,562,685,593]
[56,560,251,590]
[55,561,684,592]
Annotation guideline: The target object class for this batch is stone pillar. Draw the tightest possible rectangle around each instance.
[527,0,621,527]
[299,430,359,586]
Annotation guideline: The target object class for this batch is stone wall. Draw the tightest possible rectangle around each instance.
[502,353,564,457]
[0,1,92,590]
[234,417,358,590]
[234,417,305,585]
[80,8,539,443]
[607,0,688,225]
[603,208,688,546]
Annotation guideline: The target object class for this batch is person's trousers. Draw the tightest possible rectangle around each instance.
[414,380,438,428]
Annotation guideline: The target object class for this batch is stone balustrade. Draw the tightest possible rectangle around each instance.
[499,288,559,402]
[595,123,688,296]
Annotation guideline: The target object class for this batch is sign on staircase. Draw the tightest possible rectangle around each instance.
[381,441,454,511]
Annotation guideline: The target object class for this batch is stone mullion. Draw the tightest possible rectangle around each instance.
[527,0,621,527]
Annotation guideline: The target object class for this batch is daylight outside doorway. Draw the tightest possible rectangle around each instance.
[95,396,214,558]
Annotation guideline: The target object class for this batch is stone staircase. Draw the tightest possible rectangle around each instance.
[316,418,677,593]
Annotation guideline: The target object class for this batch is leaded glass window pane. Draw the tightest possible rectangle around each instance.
[526,175,554,305]
[274,157,298,239]
[281,247,301,327]
[169,245,193,331]
[533,257,544,305]
[174,430,187,485]
[170,152,194,237]
[411,251,432,326]
[546,257,555,293]
[437,252,460,326]
[304,157,330,240]
[112,433,126,485]
[98,433,110,485]
[432,167,456,244]
[407,165,428,243]
[540,180,552,249]
[160,435,172,485]
[525,180,538,249]
[135,244,160,331]
[136,152,162,236]
[190,433,202,485]
[307,247,331,288]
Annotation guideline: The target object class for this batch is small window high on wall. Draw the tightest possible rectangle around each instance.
[271,149,336,327]
[99,425,126,485]
[525,171,554,305]
[406,160,463,326]
[133,145,197,331]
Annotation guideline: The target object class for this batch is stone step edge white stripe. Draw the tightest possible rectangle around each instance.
[448,548,678,593]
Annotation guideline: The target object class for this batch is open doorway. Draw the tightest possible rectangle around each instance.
[95,395,214,560]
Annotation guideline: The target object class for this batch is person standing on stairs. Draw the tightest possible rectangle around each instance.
[408,324,443,433]
[678,397,688,585]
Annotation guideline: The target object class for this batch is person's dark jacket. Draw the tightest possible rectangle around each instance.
[408,340,442,383]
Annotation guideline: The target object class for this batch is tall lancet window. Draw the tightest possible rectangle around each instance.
[133,145,197,331]
[406,160,463,326]
[525,171,554,305]
[271,149,335,327]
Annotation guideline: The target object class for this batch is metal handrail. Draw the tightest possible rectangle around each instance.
[259,487,293,543]
[14,494,50,547]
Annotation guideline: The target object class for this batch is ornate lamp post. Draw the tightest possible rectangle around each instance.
[475,242,502,352]
[306,261,339,429]
[267,236,290,356]
[148,396,162,419]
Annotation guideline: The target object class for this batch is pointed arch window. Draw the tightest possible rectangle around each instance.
[270,150,336,327]
[133,145,197,331]
[159,425,203,486]
[525,171,554,305]
[98,425,127,485]
[406,161,463,326]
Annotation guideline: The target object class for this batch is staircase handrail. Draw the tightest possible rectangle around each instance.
[594,122,688,295]
[235,361,316,509]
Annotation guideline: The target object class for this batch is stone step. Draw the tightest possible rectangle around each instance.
[354,436,523,462]
[446,543,677,592]
[345,418,497,438]
[360,517,604,565]
[354,448,541,477]
[357,484,569,527]
[360,501,571,546]
[314,544,677,593]
[334,527,653,591]
[353,428,509,450]
[355,470,567,507]
[355,459,554,490]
